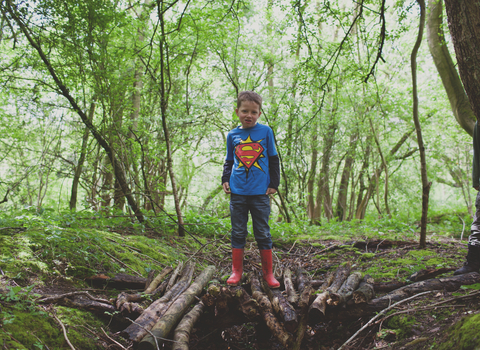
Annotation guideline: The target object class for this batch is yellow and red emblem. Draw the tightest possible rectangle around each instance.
[234,135,265,171]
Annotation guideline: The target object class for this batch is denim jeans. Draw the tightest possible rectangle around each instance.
[469,190,480,246]
[230,194,273,250]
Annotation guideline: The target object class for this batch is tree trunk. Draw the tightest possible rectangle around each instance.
[427,0,475,136]
[158,1,185,236]
[335,133,358,221]
[172,302,205,350]
[444,0,480,122]
[411,0,431,248]
[70,100,95,210]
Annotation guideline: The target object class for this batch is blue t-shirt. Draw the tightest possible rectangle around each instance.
[225,123,278,195]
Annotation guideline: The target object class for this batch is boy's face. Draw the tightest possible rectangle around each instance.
[236,100,261,129]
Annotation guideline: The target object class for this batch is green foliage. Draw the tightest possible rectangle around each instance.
[385,314,417,340]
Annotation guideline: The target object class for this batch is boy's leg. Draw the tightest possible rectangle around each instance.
[228,194,249,285]
[249,195,273,250]
[250,195,279,288]
[455,191,480,275]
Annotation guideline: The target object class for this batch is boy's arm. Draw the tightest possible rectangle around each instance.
[222,160,234,194]
[267,155,280,194]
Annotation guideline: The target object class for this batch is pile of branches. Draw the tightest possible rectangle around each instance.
[36,261,480,350]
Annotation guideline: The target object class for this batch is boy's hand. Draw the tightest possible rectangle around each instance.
[266,188,277,195]
[222,182,231,194]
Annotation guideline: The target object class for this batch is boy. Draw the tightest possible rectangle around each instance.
[455,121,480,275]
[222,91,280,288]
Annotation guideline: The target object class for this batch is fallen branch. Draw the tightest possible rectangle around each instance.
[52,313,76,350]
[337,291,433,350]
[38,291,110,305]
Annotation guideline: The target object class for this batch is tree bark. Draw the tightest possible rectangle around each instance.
[444,0,480,122]
[427,0,475,136]
[172,302,205,350]
[249,272,293,349]
[261,279,298,333]
[138,266,215,350]
[335,133,358,221]
[328,271,362,306]
[352,274,375,304]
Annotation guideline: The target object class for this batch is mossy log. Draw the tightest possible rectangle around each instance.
[122,263,194,342]
[284,268,298,304]
[328,271,362,306]
[250,272,293,349]
[144,266,173,294]
[332,272,480,320]
[172,301,205,350]
[352,274,375,304]
[137,266,215,350]
[308,271,335,319]
[261,278,298,332]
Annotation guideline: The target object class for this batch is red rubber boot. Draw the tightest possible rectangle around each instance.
[227,248,244,286]
[260,249,280,288]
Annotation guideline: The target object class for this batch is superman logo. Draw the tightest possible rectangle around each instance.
[235,135,265,172]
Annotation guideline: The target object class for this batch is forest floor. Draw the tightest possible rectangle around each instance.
[2,226,480,350]
[184,237,480,350]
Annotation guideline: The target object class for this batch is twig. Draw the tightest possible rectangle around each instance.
[52,313,76,350]
[376,303,465,324]
[38,291,111,304]
[375,239,386,253]
[101,327,128,350]
[337,291,433,350]
[287,240,297,254]
[0,267,4,276]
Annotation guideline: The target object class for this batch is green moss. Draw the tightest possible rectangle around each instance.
[0,305,108,349]
[438,313,480,350]
[386,315,417,340]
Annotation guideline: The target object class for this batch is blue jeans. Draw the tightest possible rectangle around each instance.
[230,194,273,250]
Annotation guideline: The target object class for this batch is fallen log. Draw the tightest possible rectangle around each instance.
[408,267,455,282]
[332,272,480,320]
[296,267,309,295]
[144,266,173,294]
[121,263,194,342]
[284,268,298,304]
[172,301,205,350]
[327,262,351,294]
[138,266,215,350]
[308,271,335,319]
[374,280,407,293]
[328,271,362,306]
[201,285,258,319]
[85,273,147,290]
[261,278,298,332]
[352,274,375,304]
[250,272,293,349]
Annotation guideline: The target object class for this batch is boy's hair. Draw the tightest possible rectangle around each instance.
[237,91,262,109]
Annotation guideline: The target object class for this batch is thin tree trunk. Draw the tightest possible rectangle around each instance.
[70,100,95,210]
[335,133,357,221]
[158,1,184,235]
[412,0,430,248]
